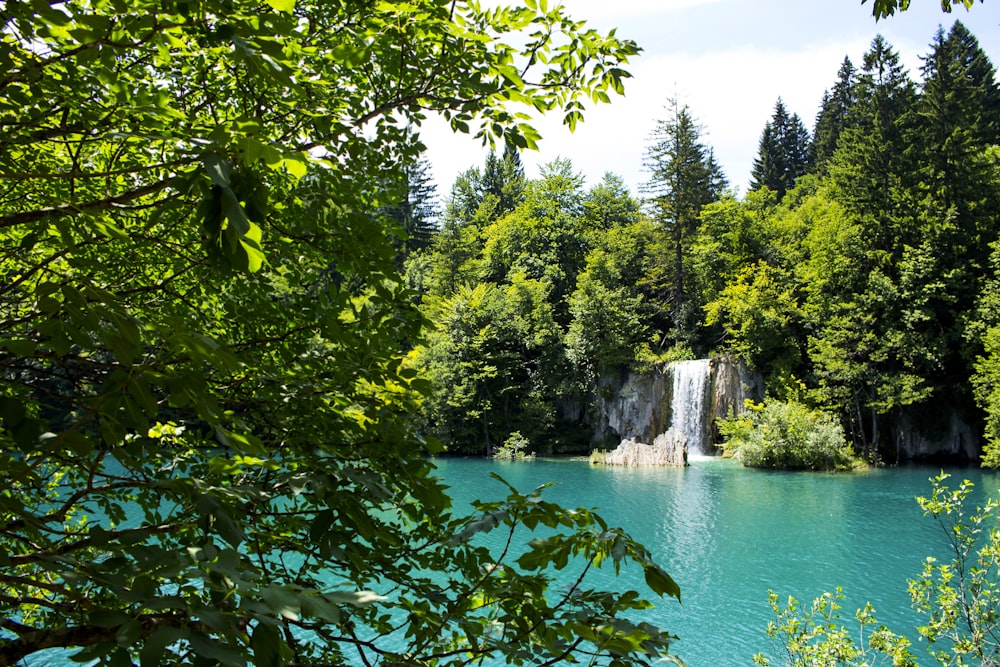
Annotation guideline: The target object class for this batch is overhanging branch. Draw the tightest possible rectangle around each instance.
[0,176,180,229]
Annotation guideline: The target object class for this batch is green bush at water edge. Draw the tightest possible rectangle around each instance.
[720,399,858,471]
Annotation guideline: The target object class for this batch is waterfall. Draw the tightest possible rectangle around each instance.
[669,359,711,455]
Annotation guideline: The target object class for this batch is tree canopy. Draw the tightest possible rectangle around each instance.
[0,2,688,666]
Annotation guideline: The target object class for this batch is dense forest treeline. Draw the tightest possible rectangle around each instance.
[404,22,1000,464]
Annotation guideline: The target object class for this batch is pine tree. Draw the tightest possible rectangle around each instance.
[812,57,858,172]
[481,142,526,217]
[914,21,1000,384]
[750,99,812,201]
[917,21,1000,217]
[830,35,917,234]
[383,155,439,257]
[642,99,726,342]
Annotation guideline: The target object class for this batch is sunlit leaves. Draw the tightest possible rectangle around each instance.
[865,0,981,19]
[0,3,671,667]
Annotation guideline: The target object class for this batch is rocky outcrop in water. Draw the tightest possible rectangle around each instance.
[592,429,688,467]
[594,357,762,455]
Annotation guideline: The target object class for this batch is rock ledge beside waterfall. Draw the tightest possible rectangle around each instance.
[590,429,689,467]
[593,357,762,456]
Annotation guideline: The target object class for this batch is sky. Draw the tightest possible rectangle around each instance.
[418,0,1000,198]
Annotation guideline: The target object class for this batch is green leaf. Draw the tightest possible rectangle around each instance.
[139,626,189,667]
[265,0,295,11]
[116,618,144,647]
[189,632,246,667]
[281,154,308,180]
[251,622,283,667]
[0,339,37,357]
[261,585,301,620]
[0,397,26,428]
[326,590,386,607]
[643,565,681,601]
[203,153,232,188]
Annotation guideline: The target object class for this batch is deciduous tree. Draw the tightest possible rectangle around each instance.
[0,3,682,666]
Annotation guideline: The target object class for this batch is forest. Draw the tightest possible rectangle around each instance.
[0,1,997,666]
[405,21,1000,466]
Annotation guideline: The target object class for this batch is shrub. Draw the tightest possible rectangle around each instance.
[753,473,1000,666]
[493,431,536,461]
[720,400,855,471]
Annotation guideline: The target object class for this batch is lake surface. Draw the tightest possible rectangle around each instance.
[433,457,1000,666]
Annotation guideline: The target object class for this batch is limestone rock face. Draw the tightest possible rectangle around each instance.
[889,407,980,462]
[598,430,688,467]
[595,371,669,446]
[594,356,762,455]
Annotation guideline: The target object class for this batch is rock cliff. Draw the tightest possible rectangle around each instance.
[594,357,763,455]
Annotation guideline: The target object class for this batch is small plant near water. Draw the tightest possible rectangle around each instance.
[590,449,609,465]
[753,473,1000,666]
[720,399,857,471]
[492,431,536,461]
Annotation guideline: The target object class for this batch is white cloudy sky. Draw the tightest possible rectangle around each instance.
[418,0,1000,197]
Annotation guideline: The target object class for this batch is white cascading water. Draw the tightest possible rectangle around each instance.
[669,359,711,455]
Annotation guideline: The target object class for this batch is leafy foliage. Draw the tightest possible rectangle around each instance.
[719,400,855,471]
[0,2,685,666]
[754,474,1000,666]
[865,0,983,20]
[753,589,916,667]
[413,159,667,455]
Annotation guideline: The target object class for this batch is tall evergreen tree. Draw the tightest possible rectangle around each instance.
[750,98,812,201]
[642,99,726,343]
[812,37,932,452]
[917,21,1000,220]
[481,142,527,217]
[812,57,858,172]
[384,155,439,257]
[830,35,917,236]
[914,21,1000,389]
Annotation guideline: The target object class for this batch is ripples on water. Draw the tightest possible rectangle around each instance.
[437,457,1000,666]
[26,458,1000,667]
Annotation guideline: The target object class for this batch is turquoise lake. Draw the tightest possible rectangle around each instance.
[433,457,1000,666]
[27,457,1000,666]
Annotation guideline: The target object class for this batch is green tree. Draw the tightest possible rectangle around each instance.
[480,159,590,318]
[915,22,1000,279]
[582,172,643,231]
[0,3,683,666]
[750,99,813,201]
[642,99,727,344]
[830,35,917,229]
[812,57,858,172]
[482,142,527,218]
[383,153,439,259]
[704,261,803,374]
[970,241,1000,467]
[565,224,657,385]
[417,277,566,455]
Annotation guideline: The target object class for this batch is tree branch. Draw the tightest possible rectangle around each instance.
[0,614,212,667]
[0,176,179,229]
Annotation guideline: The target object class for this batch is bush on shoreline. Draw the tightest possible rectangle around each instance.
[720,399,857,471]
